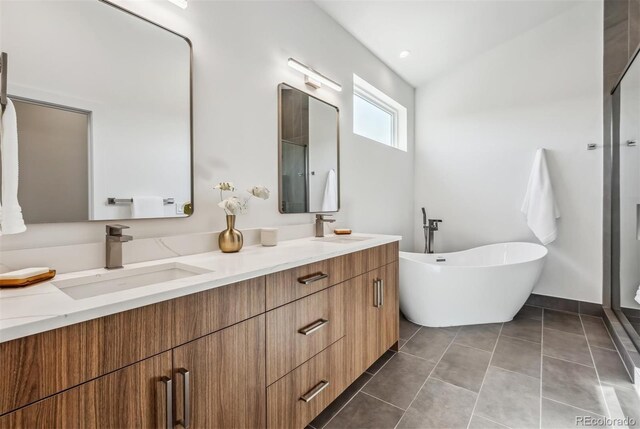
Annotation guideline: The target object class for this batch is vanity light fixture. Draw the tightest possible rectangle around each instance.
[168,0,187,9]
[287,58,342,92]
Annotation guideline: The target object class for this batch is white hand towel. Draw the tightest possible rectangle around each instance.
[321,169,338,212]
[635,285,640,305]
[521,148,560,245]
[0,99,27,235]
[131,196,164,218]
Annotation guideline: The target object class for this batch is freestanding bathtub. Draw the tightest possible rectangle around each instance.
[399,242,547,327]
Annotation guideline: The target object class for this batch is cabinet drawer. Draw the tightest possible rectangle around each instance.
[266,260,331,310]
[265,242,399,310]
[172,276,265,345]
[0,351,173,429]
[266,283,344,385]
[0,300,172,416]
[267,338,346,429]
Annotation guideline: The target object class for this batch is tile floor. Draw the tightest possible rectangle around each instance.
[308,306,640,429]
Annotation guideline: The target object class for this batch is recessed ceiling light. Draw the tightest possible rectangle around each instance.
[399,50,411,59]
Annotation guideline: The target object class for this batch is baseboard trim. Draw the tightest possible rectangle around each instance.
[526,293,604,317]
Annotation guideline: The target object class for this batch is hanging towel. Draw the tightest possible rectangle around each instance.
[635,285,640,305]
[131,196,164,218]
[0,99,26,235]
[321,169,338,212]
[521,148,560,245]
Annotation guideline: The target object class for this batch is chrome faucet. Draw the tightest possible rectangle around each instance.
[105,224,133,269]
[315,214,336,238]
[422,207,442,254]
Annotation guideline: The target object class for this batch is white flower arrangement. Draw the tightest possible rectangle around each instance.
[215,182,270,215]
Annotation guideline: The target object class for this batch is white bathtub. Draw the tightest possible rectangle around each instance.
[399,242,547,327]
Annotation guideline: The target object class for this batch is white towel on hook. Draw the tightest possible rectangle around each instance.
[131,196,164,218]
[321,169,338,212]
[521,148,560,245]
[0,99,26,235]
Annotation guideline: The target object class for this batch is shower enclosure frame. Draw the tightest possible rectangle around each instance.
[607,43,640,354]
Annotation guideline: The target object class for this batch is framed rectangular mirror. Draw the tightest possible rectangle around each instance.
[278,83,339,214]
[0,0,192,222]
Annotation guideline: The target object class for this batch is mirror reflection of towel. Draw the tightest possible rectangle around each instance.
[0,99,27,235]
[132,196,164,218]
[321,169,338,212]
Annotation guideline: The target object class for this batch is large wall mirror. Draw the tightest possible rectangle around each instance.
[278,84,339,214]
[0,0,192,223]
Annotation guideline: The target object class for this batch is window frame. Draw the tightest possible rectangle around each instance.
[353,74,407,151]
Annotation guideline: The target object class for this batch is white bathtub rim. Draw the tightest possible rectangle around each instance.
[400,241,547,269]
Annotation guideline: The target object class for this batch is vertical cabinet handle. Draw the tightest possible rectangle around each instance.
[373,279,379,307]
[380,279,384,307]
[178,368,191,428]
[161,377,173,429]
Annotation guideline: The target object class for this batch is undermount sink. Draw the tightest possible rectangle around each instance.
[52,262,212,300]
[315,236,371,244]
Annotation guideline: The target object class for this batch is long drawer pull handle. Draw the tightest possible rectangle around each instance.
[161,377,173,429]
[298,273,329,285]
[178,368,190,428]
[298,319,329,335]
[300,380,330,402]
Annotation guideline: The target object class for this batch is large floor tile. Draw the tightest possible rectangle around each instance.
[432,343,491,393]
[362,351,434,409]
[515,305,543,321]
[501,317,542,343]
[541,398,606,429]
[397,378,476,429]
[310,372,372,429]
[591,346,632,389]
[544,310,584,336]
[400,315,421,340]
[402,326,458,363]
[365,350,395,375]
[491,335,541,378]
[475,366,540,429]
[609,385,640,428]
[468,415,509,429]
[581,316,615,350]
[454,323,502,352]
[325,393,404,429]
[543,328,593,366]
[542,356,608,416]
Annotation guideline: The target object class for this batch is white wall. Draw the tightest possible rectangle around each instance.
[413,1,604,303]
[0,0,415,253]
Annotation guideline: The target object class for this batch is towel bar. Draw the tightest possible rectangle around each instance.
[107,198,175,205]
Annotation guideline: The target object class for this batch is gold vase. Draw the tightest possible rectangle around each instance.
[219,215,243,253]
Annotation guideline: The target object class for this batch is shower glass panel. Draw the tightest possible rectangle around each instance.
[612,50,640,348]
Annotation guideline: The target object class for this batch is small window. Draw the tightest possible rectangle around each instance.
[353,74,407,151]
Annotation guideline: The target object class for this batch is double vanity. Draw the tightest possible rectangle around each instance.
[0,234,400,428]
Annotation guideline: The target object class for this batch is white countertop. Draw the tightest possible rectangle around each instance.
[0,233,400,343]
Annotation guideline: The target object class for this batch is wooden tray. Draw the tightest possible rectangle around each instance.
[0,270,56,288]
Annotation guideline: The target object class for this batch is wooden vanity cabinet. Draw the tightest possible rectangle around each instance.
[0,241,399,429]
[0,352,173,429]
[172,316,266,429]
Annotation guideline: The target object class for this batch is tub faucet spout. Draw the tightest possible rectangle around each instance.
[421,208,442,254]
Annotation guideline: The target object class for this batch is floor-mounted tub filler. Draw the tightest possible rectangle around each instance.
[399,242,547,327]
